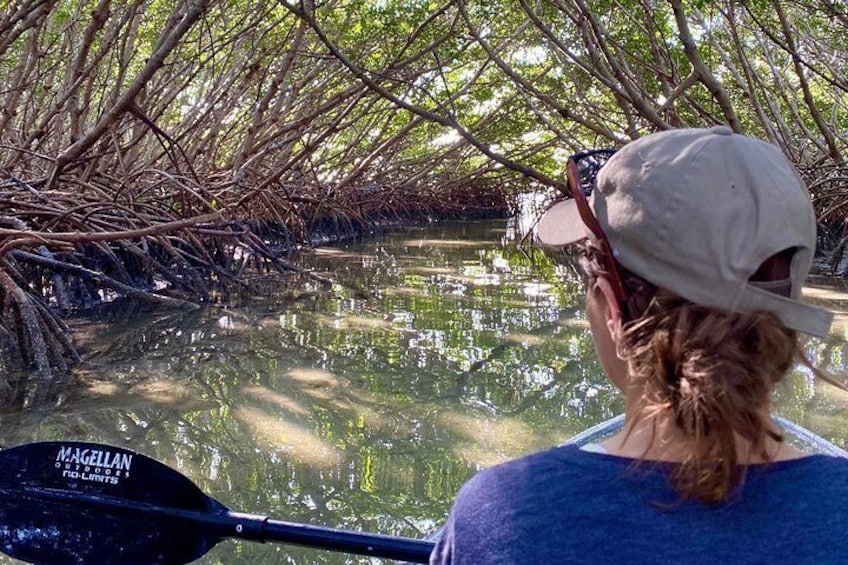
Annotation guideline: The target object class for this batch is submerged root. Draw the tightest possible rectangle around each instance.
[0,265,65,381]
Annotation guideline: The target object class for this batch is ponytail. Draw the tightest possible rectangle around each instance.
[619,295,797,504]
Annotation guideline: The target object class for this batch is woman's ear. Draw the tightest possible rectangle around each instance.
[593,276,623,320]
[594,275,624,343]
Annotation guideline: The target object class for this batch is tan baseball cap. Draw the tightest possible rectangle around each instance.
[537,126,833,337]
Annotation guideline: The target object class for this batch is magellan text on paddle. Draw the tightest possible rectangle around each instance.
[54,446,133,485]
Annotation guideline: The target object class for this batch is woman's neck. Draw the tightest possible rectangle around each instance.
[598,398,808,464]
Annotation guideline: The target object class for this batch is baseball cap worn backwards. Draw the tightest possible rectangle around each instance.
[537,126,834,337]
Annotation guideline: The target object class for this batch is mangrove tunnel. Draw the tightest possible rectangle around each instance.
[2,0,848,387]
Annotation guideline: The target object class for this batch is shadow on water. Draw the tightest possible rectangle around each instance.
[1,219,848,563]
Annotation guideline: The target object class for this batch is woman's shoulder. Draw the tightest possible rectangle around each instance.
[745,454,848,500]
[747,453,848,481]
[455,445,630,502]
[467,444,606,476]
[456,446,848,507]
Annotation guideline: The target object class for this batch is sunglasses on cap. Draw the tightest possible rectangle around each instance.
[563,149,630,307]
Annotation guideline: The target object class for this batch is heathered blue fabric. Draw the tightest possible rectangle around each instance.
[429,445,848,564]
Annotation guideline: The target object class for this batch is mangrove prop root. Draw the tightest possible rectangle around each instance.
[0,157,510,382]
[10,250,200,311]
[0,267,56,381]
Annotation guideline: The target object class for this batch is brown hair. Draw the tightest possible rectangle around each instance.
[579,243,810,504]
[620,295,796,503]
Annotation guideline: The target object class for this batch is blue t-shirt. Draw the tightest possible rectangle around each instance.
[430,445,848,564]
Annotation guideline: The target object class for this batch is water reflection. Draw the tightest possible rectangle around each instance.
[0,220,846,564]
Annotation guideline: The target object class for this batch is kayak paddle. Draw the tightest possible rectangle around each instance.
[0,441,436,564]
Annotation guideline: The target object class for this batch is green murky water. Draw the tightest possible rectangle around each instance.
[2,220,848,563]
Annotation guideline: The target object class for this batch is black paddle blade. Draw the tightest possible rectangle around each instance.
[0,441,225,564]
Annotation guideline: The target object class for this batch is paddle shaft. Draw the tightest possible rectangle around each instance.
[231,511,435,562]
[6,487,436,563]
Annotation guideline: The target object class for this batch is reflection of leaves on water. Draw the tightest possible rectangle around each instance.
[17,221,846,564]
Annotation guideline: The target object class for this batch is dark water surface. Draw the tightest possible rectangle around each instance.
[1,220,847,564]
